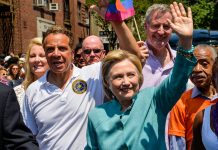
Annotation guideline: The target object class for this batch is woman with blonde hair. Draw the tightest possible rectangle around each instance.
[14,37,49,110]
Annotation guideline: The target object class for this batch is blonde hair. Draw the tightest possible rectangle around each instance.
[102,50,143,100]
[23,37,42,90]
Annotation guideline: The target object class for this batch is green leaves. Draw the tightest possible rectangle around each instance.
[191,0,216,29]
[85,0,218,44]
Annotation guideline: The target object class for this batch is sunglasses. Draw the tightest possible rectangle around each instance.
[75,54,82,58]
[12,68,19,70]
[83,49,102,55]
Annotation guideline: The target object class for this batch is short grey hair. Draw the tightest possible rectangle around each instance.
[195,44,218,61]
[145,4,171,24]
[82,35,104,49]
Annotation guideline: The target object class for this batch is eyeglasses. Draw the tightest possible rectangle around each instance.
[83,49,102,55]
[12,68,19,70]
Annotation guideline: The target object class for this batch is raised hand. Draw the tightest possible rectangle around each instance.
[137,41,149,64]
[90,0,141,59]
[168,2,193,50]
[168,2,193,38]
[89,0,109,19]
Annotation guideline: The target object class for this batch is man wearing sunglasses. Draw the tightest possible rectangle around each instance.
[82,35,106,65]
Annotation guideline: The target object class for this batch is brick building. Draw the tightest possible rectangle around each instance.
[0,0,90,55]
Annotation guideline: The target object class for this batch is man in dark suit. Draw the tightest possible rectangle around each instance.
[0,83,38,149]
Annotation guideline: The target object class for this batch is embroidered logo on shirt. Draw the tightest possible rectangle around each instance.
[72,79,87,94]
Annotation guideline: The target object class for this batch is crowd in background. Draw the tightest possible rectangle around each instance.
[1,1,218,150]
[0,53,26,87]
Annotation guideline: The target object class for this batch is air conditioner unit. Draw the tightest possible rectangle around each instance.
[35,0,45,7]
[85,18,89,25]
[49,3,58,11]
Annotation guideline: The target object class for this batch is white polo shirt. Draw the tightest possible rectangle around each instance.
[23,62,104,150]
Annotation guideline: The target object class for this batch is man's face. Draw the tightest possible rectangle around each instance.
[82,36,105,65]
[190,47,214,89]
[44,33,72,74]
[145,11,172,50]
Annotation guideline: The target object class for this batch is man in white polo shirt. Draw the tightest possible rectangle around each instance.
[22,10,140,150]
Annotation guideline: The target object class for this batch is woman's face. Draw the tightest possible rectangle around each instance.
[11,65,19,76]
[29,45,48,79]
[108,59,140,103]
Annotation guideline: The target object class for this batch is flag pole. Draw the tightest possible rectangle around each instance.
[133,16,141,41]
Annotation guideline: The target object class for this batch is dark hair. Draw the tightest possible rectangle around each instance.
[42,25,74,49]
[8,64,20,80]
[74,43,82,54]
[5,57,19,68]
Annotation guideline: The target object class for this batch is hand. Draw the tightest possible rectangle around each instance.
[137,41,149,63]
[90,0,109,19]
[168,2,193,38]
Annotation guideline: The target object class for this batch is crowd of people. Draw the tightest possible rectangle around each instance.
[0,1,218,150]
[0,53,25,87]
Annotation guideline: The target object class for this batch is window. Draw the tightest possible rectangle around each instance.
[64,0,70,22]
[78,1,82,23]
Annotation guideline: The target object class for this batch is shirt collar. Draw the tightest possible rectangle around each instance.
[112,94,137,113]
[212,94,218,101]
[191,86,218,101]
[191,86,202,98]
[145,41,176,59]
[39,64,80,86]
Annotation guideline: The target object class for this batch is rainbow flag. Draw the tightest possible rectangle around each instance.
[105,0,135,21]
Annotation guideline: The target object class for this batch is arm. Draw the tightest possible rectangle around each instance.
[3,88,39,149]
[90,0,142,59]
[154,2,196,114]
[137,41,149,64]
[110,21,141,57]
[191,111,205,150]
[85,116,98,150]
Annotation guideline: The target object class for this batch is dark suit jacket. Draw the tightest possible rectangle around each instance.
[0,83,39,150]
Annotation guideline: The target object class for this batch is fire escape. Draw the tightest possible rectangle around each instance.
[0,0,15,55]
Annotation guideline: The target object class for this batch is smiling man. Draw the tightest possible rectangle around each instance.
[168,44,218,150]
[140,4,176,89]
[22,26,104,149]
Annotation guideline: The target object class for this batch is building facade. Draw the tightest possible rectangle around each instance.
[0,0,90,55]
